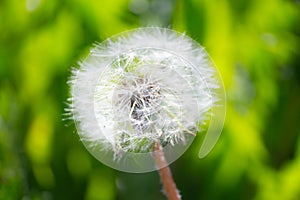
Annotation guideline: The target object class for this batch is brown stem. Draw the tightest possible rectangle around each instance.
[153,142,181,200]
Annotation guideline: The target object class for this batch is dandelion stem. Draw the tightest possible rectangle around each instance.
[153,142,181,200]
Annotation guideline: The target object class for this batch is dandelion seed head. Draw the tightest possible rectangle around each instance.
[68,27,226,172]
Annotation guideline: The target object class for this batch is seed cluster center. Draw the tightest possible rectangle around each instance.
[129,78,161,134]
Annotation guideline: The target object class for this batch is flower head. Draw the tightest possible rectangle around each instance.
[68,27,225,172]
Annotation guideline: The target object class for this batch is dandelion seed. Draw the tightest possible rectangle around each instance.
[68,27,225,173]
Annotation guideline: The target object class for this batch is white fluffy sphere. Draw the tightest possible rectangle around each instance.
[68,27,225,172]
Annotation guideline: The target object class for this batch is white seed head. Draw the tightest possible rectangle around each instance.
[68,27,226,172]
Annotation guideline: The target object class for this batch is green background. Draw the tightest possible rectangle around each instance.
[0,0,300,199]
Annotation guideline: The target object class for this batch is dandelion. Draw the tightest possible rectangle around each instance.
[68,27,225,174]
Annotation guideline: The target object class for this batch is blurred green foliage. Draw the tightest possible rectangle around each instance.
[0,0,300,199]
